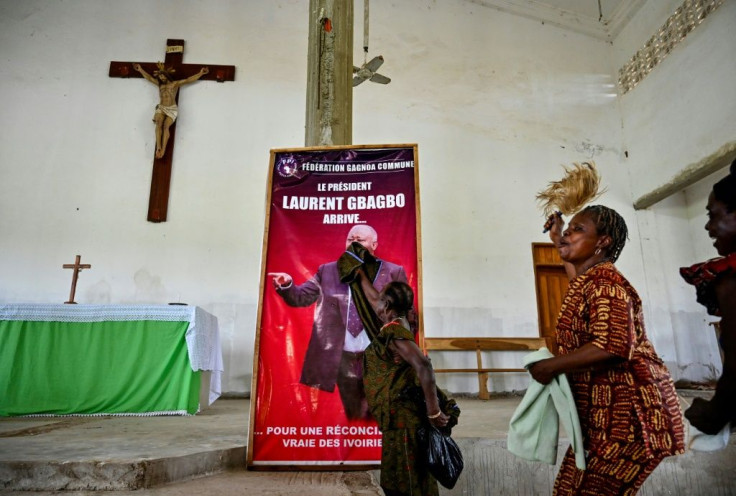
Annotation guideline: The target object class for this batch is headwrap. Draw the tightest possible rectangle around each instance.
[680,252,736,316]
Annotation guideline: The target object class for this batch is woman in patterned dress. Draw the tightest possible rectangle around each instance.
[680,160,736,434]
[530,205,685,495]
[357,279,450,496]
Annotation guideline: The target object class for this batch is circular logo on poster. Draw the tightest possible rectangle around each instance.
[276,156,299,178]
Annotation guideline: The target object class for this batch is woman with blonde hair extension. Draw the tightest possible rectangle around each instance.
[530,163,684,494]
[532,206,685,495]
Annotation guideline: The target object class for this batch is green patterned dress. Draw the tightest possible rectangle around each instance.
[363,320,438,496]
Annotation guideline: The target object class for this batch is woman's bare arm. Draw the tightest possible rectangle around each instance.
[529,342,620,385]
[356,268,380,310]
[392,338,449,428]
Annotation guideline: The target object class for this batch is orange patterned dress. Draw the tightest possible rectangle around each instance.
[553,262,685,495]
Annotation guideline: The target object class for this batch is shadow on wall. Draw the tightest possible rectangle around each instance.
[84,280,112,304]
[212,302,258,396]
[670,310,723,384]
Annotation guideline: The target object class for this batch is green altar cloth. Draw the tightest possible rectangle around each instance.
[0,305,220,416]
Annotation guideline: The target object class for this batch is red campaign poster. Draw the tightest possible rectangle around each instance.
[248,144,422,468]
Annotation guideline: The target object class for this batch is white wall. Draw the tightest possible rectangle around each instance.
[0,0,731,394]
[612,0,736,382]
[354,0,646,391]
[614,0,736,201]
[0,0,310,394]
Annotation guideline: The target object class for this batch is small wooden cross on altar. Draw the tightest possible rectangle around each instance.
[63,255,92,304]
[109,39,235,222]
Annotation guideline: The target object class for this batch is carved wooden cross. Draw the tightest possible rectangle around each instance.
[109,39,235,222]
[63,255,92,304]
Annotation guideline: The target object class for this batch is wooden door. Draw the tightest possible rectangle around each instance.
[532,243,569,351]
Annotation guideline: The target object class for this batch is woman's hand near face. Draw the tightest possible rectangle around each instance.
[544,212,577,279]
[544,212,564,246]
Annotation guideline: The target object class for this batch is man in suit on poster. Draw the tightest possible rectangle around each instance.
[269,224,408,421]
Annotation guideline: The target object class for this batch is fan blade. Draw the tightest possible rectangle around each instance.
[365,55,384,72]
[369,73,391,84]
[353,66,361,73]
[353,75,369,86]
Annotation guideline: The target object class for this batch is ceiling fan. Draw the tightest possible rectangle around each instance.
[353,0,390,87]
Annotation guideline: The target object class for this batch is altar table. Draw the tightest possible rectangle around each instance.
[0,304,223,416]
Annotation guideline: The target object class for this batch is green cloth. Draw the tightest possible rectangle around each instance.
[0,320,200,416]
[337,242,383,341]
[507,347,585,470]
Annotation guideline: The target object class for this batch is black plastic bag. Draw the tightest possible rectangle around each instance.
[417,425,464,489]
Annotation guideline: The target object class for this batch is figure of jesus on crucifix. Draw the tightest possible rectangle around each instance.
[132,62,209,158]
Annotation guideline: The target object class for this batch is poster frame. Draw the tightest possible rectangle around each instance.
[247,143,423,470]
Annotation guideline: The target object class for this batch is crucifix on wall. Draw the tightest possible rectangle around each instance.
[109,39,235,222]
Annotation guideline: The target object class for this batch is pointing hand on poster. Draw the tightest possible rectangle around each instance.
[268,272,293,289]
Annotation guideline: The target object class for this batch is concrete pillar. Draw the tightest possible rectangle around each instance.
[305,0,353,146]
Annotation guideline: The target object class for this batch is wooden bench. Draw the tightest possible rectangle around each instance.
[423,337,550,400]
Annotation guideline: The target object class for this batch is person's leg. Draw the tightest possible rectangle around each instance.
[554,443,663,496]
[553,446,584,496]
[337,351,370,420]
[380,429,438,496]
